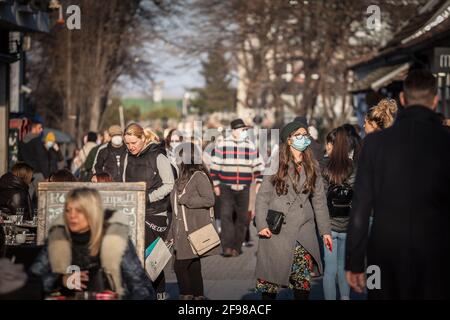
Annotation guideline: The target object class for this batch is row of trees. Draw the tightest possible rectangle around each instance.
[167,0,427,129]
[28,0,179,143]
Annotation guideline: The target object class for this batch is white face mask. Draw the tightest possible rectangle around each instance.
[111,135,123,146]
[46,141,54,149]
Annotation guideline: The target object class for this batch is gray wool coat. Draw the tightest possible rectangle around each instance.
[255,164,331,286]
[169,171,221,260]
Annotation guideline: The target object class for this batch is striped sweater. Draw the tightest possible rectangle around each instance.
[210,136,264,188]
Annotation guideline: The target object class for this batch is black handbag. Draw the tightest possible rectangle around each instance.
[266,209,285,234]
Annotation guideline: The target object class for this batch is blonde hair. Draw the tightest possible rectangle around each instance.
[64,188,104,256]
[366,98,398,130]
[12,162,33,185]
[124,123,159,146]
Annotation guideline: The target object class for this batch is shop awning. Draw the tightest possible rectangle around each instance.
[350,63,410,93]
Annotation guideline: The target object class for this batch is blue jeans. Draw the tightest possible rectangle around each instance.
[323,231,350,300]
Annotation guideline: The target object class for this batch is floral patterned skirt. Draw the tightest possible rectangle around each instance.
[256,242,314,293]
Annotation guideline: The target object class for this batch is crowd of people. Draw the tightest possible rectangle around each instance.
[0,69,449,300]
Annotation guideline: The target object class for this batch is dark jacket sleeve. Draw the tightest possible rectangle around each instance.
[120,240,154,300]
[345,136,375,273]
[93,146,107,175]
[33,140,50,178]
[310,173,332,236]
[29,243,63,294]
[178,172,215,209]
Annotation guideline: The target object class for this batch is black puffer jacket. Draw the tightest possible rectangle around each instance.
[19,133,49,178]
[123,142,175,215]
[0,173,32,220]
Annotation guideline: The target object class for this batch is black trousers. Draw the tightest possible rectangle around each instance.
[220,185,250,252]
[145,213,169,294]
[174,258,204,296]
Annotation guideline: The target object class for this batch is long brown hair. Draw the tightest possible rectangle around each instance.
[271,141,317,196]
[323,126,353,185]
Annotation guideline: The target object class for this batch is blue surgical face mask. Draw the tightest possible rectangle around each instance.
[291,135,311,151]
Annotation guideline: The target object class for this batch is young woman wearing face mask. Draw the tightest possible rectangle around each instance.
[123,123,175,300]
[254,120,332,300]
[92,125,128,182]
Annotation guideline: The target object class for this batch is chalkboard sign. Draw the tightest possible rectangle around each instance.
[37,182,147,264]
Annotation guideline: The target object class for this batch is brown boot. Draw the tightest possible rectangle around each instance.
[223,248,233,257]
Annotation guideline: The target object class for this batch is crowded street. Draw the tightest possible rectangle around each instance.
[1,0,450,312]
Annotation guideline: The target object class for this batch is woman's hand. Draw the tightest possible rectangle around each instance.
[62,270,89,291]
[214,186,220,196]
[323,234,333,252]
[258,228,272,238]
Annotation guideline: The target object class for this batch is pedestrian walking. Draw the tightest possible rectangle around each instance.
[92,125,127,182]
[169,142,220,300]
[72,132,98,181]
[30,188,153,299]
[346,70,450,299]
[321,126,355,300]
[123,123,175,300]
[210,119,265,257]
[44,132,64,177]
[254,120,332,300]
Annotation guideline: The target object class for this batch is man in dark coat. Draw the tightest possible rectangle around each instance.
[345,69,450,299]
[18,121,49,178]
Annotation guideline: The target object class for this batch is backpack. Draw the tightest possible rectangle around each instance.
[326,183,353,217]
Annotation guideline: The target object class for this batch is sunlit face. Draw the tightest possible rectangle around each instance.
[364,118,378,134]
[65,202,90,233]
[124,134,145,155]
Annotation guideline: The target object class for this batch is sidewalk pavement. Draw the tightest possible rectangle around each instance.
[164,224,366,300]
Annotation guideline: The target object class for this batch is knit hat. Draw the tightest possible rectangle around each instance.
[108,125,123,137]
[45,132,56,143]
[280,120,308,143]
[87,131,97,143]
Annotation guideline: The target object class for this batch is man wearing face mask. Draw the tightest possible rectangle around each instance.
[44,132,64,177]
[92,125,127,182]
[210,118,265,257]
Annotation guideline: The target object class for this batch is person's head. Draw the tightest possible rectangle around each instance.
[86,131,97,144]
[274,122,317,196]
[324,126,353,184]
[341,123,362,163]
[103,130,112,144]
[176,142,211,192]
[230,118,251,140]
[30,122,43,135]
[165,128,182,150]
[11,162,33,185]
[49,169,78,182]
[44,132,56,149]
[400,69,438,109]
[91,172,113,183]
[108,125,123,148]
[364,98,398,134]
[143,127,160,143]
[64,188,104,256]
[123,123,155,155]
